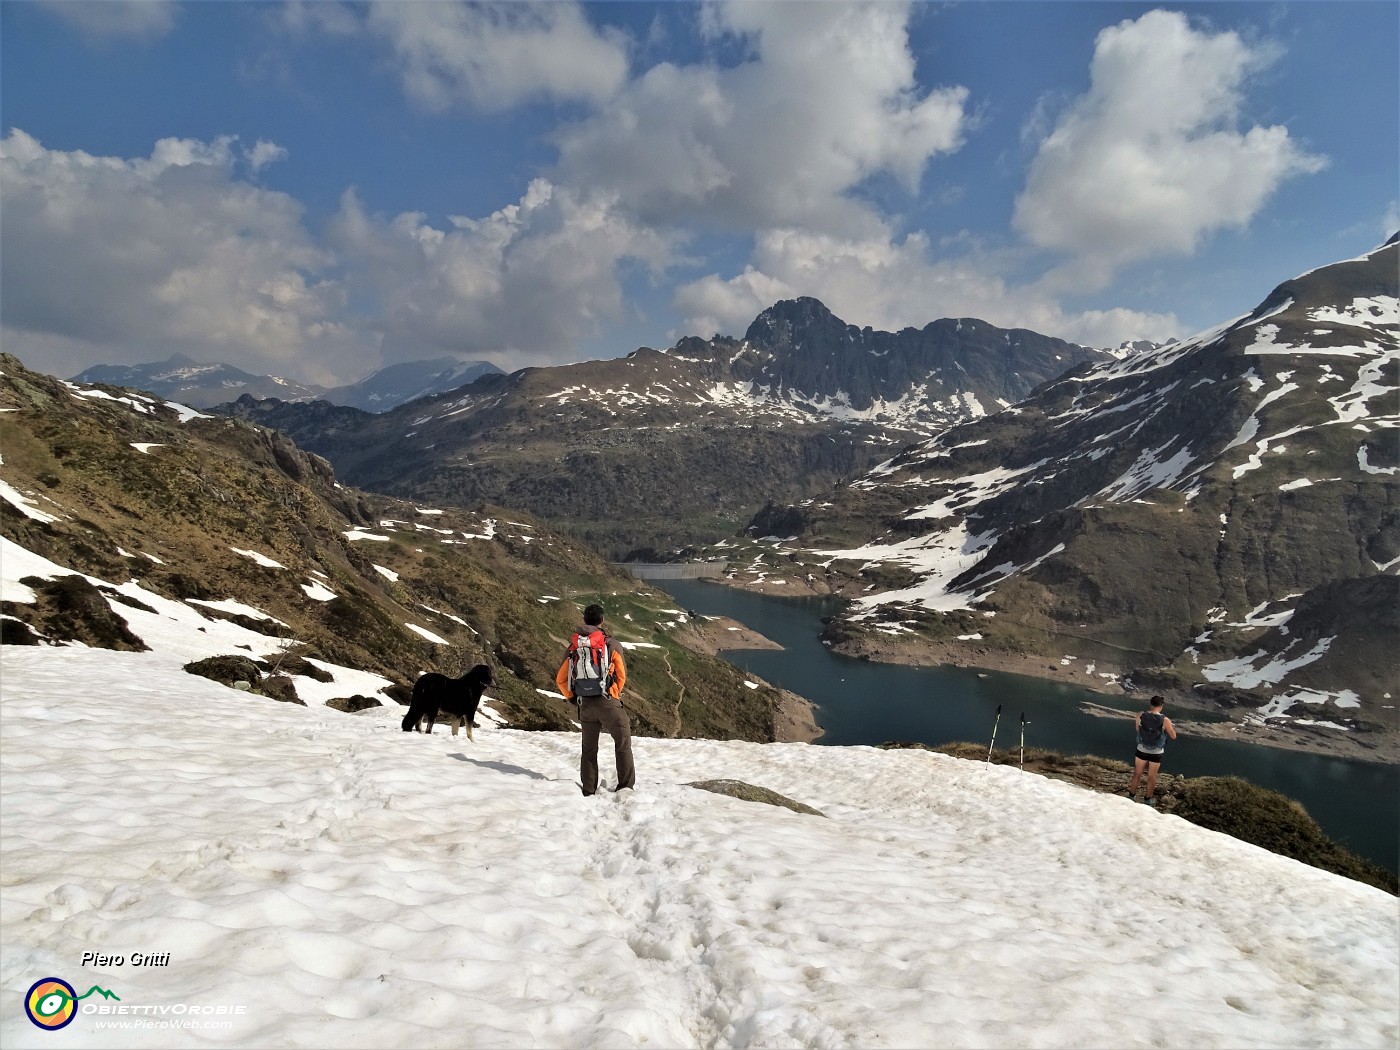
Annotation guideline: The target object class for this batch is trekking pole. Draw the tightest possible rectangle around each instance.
[986,704,1002,764]
[1019,713,1026,771]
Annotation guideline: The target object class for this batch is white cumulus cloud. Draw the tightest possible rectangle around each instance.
[0,127,686,385]
[675,228,1180,349]
[362,0,630,113]
[556,0,968,236]
[328,180,676,371]
[1013,10,1326,288]
[0,130,363,385]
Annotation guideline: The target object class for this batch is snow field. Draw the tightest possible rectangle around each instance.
[2,646,1397,1050]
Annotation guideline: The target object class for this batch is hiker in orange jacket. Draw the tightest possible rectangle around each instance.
[556,603,633,795]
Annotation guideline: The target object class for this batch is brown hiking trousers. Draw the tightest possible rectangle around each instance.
[579,698,635,795]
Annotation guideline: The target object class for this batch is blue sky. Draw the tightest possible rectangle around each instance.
[2,1,1395,386]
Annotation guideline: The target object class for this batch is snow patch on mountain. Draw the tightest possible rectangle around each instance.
[900,461,1045,521]
[1359,444,1399,474]
[187,597,290,625]
[1096,442,1198,501]
[1331,347,1398,422]
[821,523,999,615]
[0,478,60,523]
[1202,638,1335,690]
[1247,325,1386,358]
[1310,295,1400,328]
[302,579,337,601]
[230,547,286,569]
[404,622,449,645]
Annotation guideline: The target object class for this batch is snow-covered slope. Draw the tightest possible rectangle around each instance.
[318,357,504,412]
[2,600,1396,1047]
[71,355,324,409]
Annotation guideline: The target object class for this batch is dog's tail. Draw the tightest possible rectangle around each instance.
[401,707,418,732]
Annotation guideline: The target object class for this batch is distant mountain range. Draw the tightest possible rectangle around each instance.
[217,302,1111,557]
[71,354,503,412]
[738,235,1399,744]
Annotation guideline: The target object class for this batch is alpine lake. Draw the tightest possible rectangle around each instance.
[656,578,1399,877]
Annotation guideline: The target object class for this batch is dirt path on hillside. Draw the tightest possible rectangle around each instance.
[659,649,685,738]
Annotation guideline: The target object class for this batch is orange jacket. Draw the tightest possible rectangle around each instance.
[556,634,626,700]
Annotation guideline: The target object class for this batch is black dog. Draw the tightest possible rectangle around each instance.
[402,664,493,739]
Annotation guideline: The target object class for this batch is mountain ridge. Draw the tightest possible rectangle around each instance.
[71,354,504,412]
[216,301,1111,557]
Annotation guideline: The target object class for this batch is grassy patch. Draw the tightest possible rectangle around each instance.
[1172,776,1396,893]
[17,575,149,652]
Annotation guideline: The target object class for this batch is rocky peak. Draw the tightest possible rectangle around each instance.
[721,299,1104,414]
[744,297,855,353]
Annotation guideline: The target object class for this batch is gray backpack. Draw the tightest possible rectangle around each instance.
[1138,711,1165,748]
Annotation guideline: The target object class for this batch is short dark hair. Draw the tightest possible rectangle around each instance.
[583,603,605,626]
[1149,695,1165,709]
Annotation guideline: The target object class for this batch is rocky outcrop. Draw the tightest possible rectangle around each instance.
[688,779,825,816]
[730,297,1099,413]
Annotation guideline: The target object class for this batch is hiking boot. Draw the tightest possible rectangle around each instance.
[1145,797,1158,807]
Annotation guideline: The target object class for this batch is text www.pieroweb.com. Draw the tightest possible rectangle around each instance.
[94,1018,235,1031]
[84,1002,246,1031]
